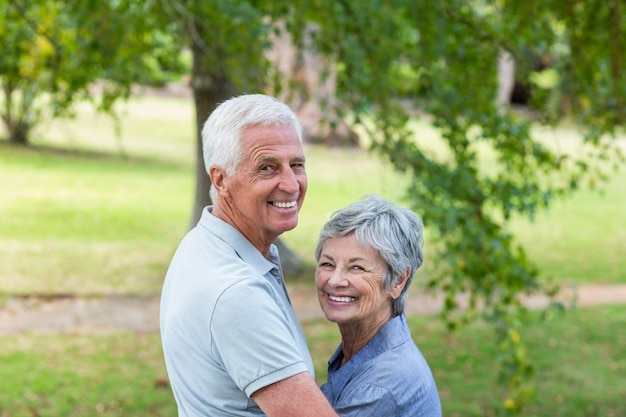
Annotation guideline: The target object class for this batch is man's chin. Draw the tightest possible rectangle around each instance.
[273,220,298,237]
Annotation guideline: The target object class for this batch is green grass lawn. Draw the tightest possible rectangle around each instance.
[1,304,623,417]
[510,170,626,285]
[415,305,626,417]
[0,143,193,295]
[1,96,624,295]
[1,96,625,416]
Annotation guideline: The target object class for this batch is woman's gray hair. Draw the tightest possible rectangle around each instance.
[201,94,303,202]
[315,194,424,316]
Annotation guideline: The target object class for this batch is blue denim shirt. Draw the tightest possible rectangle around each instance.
[321,314,442,417]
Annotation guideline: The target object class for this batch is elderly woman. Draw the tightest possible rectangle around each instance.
[315,194,442,417]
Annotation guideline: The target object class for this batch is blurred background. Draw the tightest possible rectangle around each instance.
[1,1,624,416]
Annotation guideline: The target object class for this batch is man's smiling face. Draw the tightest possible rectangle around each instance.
[220,123,307,252]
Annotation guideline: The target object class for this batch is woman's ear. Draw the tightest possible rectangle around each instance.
[390,267,411,299]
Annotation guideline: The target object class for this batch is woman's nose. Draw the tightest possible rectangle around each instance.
[327,269,348,287]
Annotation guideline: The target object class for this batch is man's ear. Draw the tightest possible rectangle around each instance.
[209,166,228,198]
[390,268,411,299]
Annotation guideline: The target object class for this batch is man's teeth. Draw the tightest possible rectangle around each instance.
[272,201,296,208]
[329,295,358,303]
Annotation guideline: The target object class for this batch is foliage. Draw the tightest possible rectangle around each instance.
[0,0,186,144]
[3,0,625,413]
[284,0,626,411]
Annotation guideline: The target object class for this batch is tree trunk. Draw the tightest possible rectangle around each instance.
[187,36,304,274]
[274,238,305,275]
[2,84,31,145]
[496,51,515,109]
[8,122,30,145]
[189,41,236,228]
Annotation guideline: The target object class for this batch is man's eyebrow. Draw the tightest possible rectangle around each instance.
[255,155,306,164]
[256,155,279,165]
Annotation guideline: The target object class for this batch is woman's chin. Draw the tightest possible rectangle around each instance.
[322,310,351,325]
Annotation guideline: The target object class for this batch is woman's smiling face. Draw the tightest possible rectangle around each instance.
[316,233,394,332]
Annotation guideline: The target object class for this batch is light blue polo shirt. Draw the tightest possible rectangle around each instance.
[321,314,442,417]
[160,206,314,417]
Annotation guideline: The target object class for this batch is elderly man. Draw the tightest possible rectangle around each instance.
[160,94,339,417]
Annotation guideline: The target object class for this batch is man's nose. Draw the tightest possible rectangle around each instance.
[278,167,299,193]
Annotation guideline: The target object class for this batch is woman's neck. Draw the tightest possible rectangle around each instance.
[338,312,393,365]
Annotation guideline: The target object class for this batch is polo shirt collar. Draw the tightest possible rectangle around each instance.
[198,206,279,277]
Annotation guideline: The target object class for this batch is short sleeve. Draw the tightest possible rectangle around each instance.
[333,384,398,417]
[211,278,309,397]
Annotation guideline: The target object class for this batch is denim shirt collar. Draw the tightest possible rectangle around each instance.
[326,314,411,396]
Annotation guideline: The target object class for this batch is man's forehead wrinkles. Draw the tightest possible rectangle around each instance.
[254,153,304,163]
